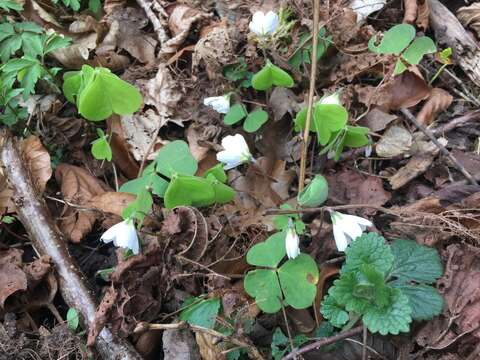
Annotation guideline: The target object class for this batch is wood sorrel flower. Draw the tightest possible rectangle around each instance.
[249,11,279,36]
[330,211,372,252]
[101,219,139,254]
[216,134,253,170]
[285,219,300,259]
[203,95,230,114]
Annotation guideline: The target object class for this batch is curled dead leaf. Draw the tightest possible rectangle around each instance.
[0,249,27,308]
[88,192,136,218]
[416,88,453,125]
[457,3,480,37]
[403,0,418,24]
[375,125,413,158]
[416,0,430,30]
[20,136,52,194]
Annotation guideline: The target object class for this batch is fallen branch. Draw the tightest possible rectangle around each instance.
[0,132,142,360]
[400,108,478,186]
[134,321,265,360]
[281,326,363,360]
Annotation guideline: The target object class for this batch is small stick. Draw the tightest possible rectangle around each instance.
[298,0,320,192]
[135,0,169,46]
[265,204,399,216]
[400,108,478,186]
[282,326,363,360]
[362,325,367,360]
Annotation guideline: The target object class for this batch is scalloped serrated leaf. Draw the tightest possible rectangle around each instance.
[320,295,349,327]
[391,282,443,320]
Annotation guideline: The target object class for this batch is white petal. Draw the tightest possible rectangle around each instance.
[320,92,341,106]
[344,214,373,228]
[285,228,300,259]
[333,224,349,252]
[100,220,140,254]
[217,150,243,166]
[100,221,124,243]
[263,11,279,34]
[350,0,386,23]
[203,96,230,114]
[249,11,265,35]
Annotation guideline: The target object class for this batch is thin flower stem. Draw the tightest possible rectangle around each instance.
[298,0,320,192]
[264,204,399,216]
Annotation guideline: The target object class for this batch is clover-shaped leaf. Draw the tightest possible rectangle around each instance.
[155,140,198,178]
[243,108,268,132]
[368,24,416,55]
[278,254,319,309]
[246,232,286,268]
[313,104,348,145]
[224,103,247,125]
[244,269,282,313]
[252,60,294,91]
[164,174,215,209]
[91,129,112,161]
[297,174,329,207]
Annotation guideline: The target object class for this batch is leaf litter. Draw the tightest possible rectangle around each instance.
[3,0,480,359]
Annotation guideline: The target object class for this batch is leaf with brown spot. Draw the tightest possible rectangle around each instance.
[55,164,110,242]
[416,88,453,125]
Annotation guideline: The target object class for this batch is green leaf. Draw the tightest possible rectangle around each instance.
[91,129,112,161]
[368,24,416,55]
[320,295,349,328]
[75,66,142,121]
[20,62,42,99]
[62,71,81,103]
[21,32,43,58]
[342,232,394,276]
[289,29,330,72]
[246,232,286,268]
[293,107,308,132]
[0,0,23,11]
[224,103,247,125]
[313,104,348,145]
[343,126,369,147]
[0,36,22,62]
[297,174,328,207]
[252,61,294,91]
[278,254,319,309]
[402,36,436,66]
[362,288,412,335]
[244,269,282,313]
[439,47,452,64]
[67,308,79,331]
[119,173,169,197]
[389,239,443,283]
[273,204,305,234]
[243,108,268,132]
[209,178,235,204]
[122,188,153,222]
[88,0,101,13]
[202,163,227,183]
[180,297,221,329]
[271,328,289,360]
[0,23,15,42]
[44,33,72,55]
[391,283,443,320]
[155,140,198,178]
[164,174,215,209]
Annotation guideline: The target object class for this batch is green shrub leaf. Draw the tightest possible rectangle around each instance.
[179,297,221,329]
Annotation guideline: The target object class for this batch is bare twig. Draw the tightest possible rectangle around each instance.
[265,203,399,216]
[0,131,142,360]
[298,0,320,192]
[134,321,264,360]
[400,108,478,186]
[135,0,169,46]
[282,326,363,360]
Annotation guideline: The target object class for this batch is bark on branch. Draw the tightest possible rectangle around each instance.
[0,131,142,360]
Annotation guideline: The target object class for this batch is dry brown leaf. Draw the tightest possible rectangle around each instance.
[20,136,52,194]
[107,116,140,179]
[359,107,398,132]
[416,0,430,30]
[375,125,413,157]
[403,0,418,24]
[55,164,110,242]
[88,192,136,217]
[416,88,453,125]
[0,248,27,308]
[268,88,302,122]
[457,3,480,37]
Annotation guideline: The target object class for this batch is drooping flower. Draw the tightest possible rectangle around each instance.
[320,92,342,106]
[285,220,300,259]
[330,211,372,252]
[101,219,140,254]
[249,11,279,36]
[216,134,253,170]
[203,95,230,114]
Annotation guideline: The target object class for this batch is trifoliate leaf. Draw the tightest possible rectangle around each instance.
[246,231,286,268]
[164,174,215,209]
[244,269,282,313]
[342,232,394,276]
[91,129,112,161]
[155,140,198,178]
[243,108,268,132]
[278,254,319,309]
[391,282,443,320]
[252,60,294,91]
[402,36,436,66]
[390,239,443,284]
[368,23,416,55]
[313,104,348,145]
[119,173,168,197]
[362,288,412,335]
[297,174,328,207]
[224,103,247,125]
[179,297,220,329]
[343,126,370,147]
[273,204,305,234]
[320,295,349,328]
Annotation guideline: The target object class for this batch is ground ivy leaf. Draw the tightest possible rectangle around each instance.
[342,232,394,276]
[362,288,412,335]
[329,272,371,313]
[243,108,268,132]
[391,282,443,320]
[224,103,247,125]
[246,231,286,268]
[368,23,416,55]
[320,295,349,328]
[179,297,220,329]
[155,140,198,178]
[278,254,319,309]
[390,239,443,283]
[244,269,282,313]
[313,104,348,145]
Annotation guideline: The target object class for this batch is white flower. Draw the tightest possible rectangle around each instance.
[249,11,279,36]
[350,0,387,23]
[101,219,140,254]
[320,92,342,106]
[203,95,230,114]
[216,134,252,170]
[285,223,300,259]
[330,211,372,252]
